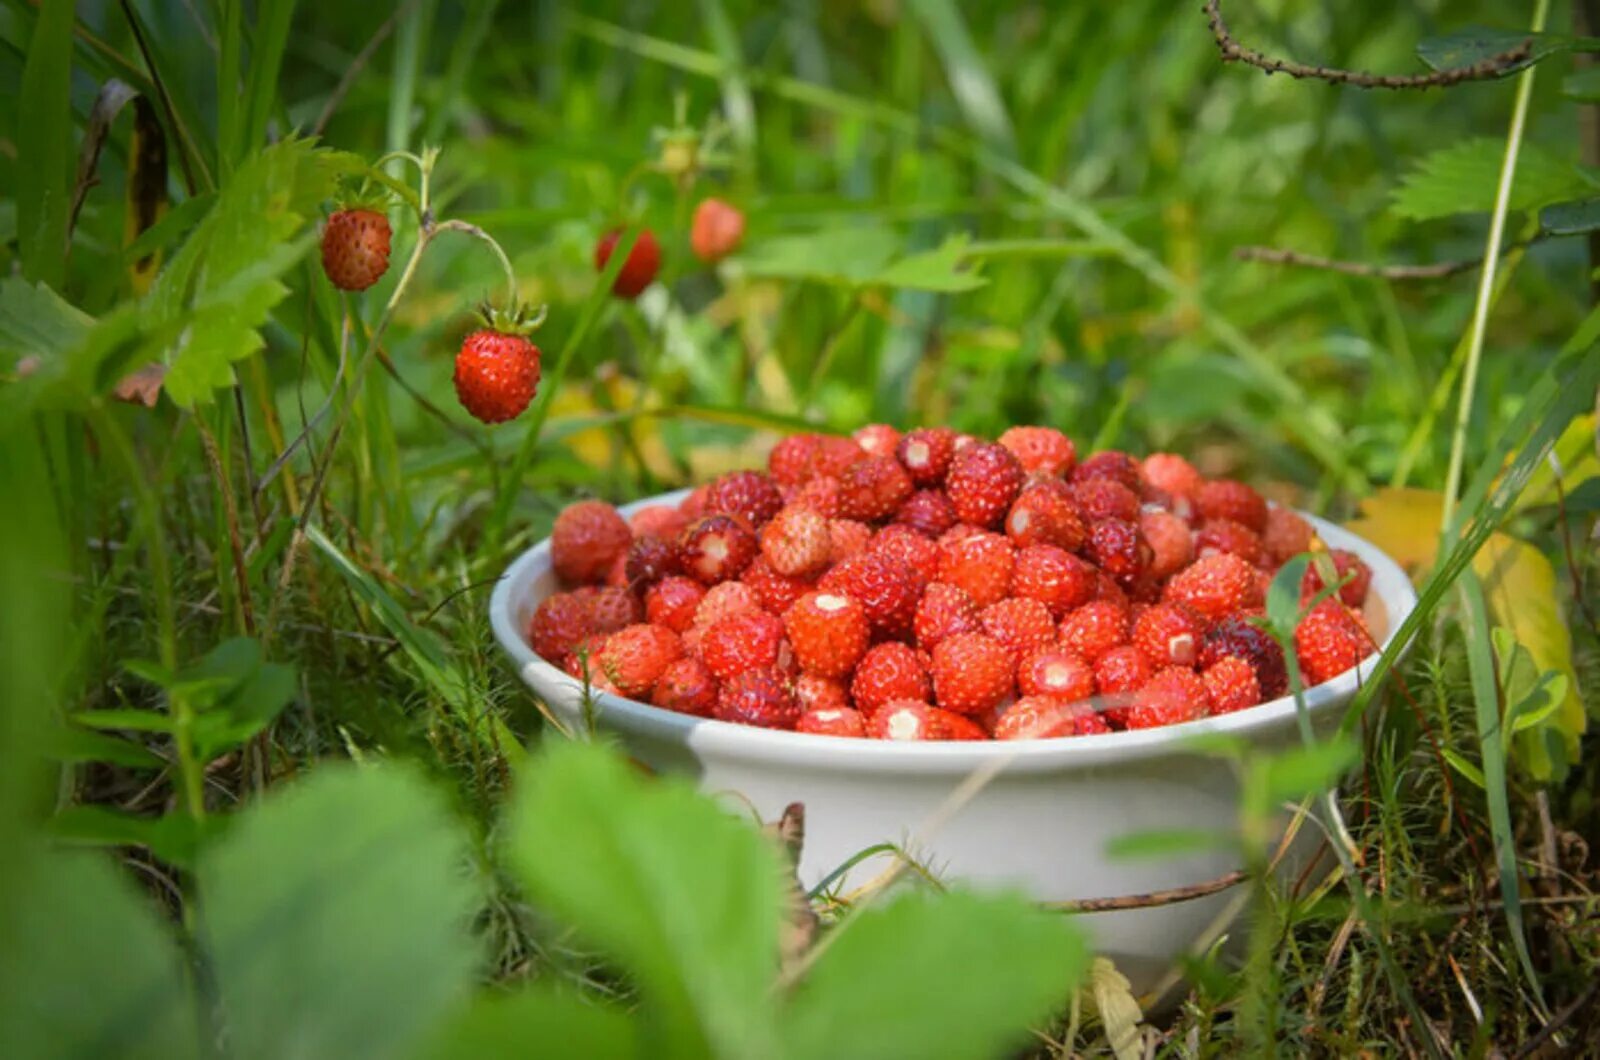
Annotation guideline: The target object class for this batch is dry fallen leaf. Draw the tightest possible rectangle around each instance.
[113,362,168,407]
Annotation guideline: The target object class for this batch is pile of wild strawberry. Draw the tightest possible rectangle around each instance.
[526,426,1375,741]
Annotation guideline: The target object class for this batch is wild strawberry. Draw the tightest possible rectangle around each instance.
[1140,509,1194,579]
[795,672,851,714]
[699,609,786,681]
[1163,553,1262,622]
[760,506,832,578]
[454,327,541,424]
[1140,452,1203,500]
[1132,603,1203,669]
[797,706,867,738]
[851,642,931,716]
[827,519,874,565]
[603,550,632,589]
[1017,647,1096,700]
[1005,479,1086,553]
[946,443,1025,528]
[1010,545,1097,618]
[978,598,1057,663]
[690,197,745,263]
[321,208,392,291]
[678,514,758,585]
[1261,506,1314,565]
[1071,478,1141,523]
[1196,519,1264,566]
[576,585,644,634]
[644,576,705,633]
[935,530,1015,608]
[792,476,844,518]
[1202,656,1261,714]
[691,581,762,632]
[1302,549,1372,609]
[895,489,959,538]
[630,505,688,542]
[807,435,867,480]
[1196,479,1268,533]
[998,426,1077,478]
[867,525,939,586]
[551,500,632,585]
[838,455,914,522]
[1094,644,1152,696]
[594,226,662,299]
[714,669,799,729]
[913,582,983,652]
[930,632,1014,715]
[705,470,784,529]
[869,700,986,741]
[653,657,719,716]
[1073,451,1141,490]
[1122,666,1210,730]
[527,592,592,661]
[678,485,712,520]
[852,423,902,458]
[1086,519,1150,583]
[819,552,921,638]
[784,592,871,679]
[1295,599,1370,685]
[624,535,678,589]
[769,434,822,485]
[1199,615,1287,699]
[896,427,958,486]
[1059,600,1130,662]
[994,697,1108,740]
[594,623,682,699]
[741,557,814,615]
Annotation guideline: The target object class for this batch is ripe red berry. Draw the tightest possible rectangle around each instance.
[1087,518,1151,583]
[769,434,822,486]
[453,328,541,424]
[795,672,851,714]
[321,208,392,291]
[689,197,745,264]
[692,581,762,631]
[594,623,682,699]
[527,592,593,661]
[807,436,867,480]
[1196,519,1265,566]
[705,470,784,529]
[869,700,986,741]
[1140,453,1202,499]
[699,609,787,681]
[1295,599,1370,686]
[1131,603,1203,669]
[1093,644,1152,696]
[1202,656,1261,714]
[998,426,1077,479]
[1195,479,1268,532]
[760,506,832,578]
[1059,600,1130,662]
[818,552,921,638]
[1301,549,1372,609]
[981,598,1058,662]
[576,585,644,634]
[784,592,871,679]
[994,696,1108,740]
[1017,647,1096,700]
[1005,479,1086,552]
[1261,506,1314,565]
[1073,450,1142,491]
[792,476,845,518]
[797,706,867,738]
[624,535,678,590]
[1139,509,1195,579]
[678,514,758,585]
[1123,666,1210,730]
[838,454,914,522]
[867,525,939,586]
[594,227,662,299]
[895,489,959,538]
[946,443,1026,529]
[852,423,902,458]
[551,501,633,585]
[930,632,1015,715]
[912,582,983,652]
[1163,552,1262,622]
[1010,545,1097,618]
[1071,478,1142,523]
[827,519,874,565]
[1198,615,1287,699]
[630,504,689,542]
[935,530,1015,608]
[851,642,932,716]
[653,656,719,716]
[644,576,705,633]
[714,669,799,729]
[678,485,712,521]
[740,557,814,616]
[896,427,958,487]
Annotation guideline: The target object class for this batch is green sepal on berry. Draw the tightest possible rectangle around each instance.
[475,299,548,338]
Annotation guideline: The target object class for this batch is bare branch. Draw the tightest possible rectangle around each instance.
[1204,0,1531,89]
[1232,245,1485,281]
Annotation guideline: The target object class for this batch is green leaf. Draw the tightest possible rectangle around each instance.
[740,226,901,287]
[1105,828,1237,860]
[1540,196,1600,236]
[1391,139,1596,221]
[1495,628,1570,737]
[174,637,297,761]
[908,0,1017,153]
[1415,27,1577,77]
[48,806,222,871]
[0,847,200,1059]
[1442,748,1487,790]
[506,741,786,1059]
[782,888,1086,1060]
[70,708,176,734]
[200,763,480,1060]
[1246,737,1358,814]
[41,725,165,769]
[1563,64,1600,101]
[15,0,74,288]
[411,987,638,1060]
[0,277,93,365]
[1265,554,1312,635]
[874,233,988,292]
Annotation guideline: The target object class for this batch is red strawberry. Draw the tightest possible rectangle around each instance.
[1011,545,1098,618]
[714,669,799,729]
[453,328,541,424]
[551,501,633,585]
[818,552,921,638]
[624,535,678,589]
[1302,549,1372,609]
[930,632,1015,715]
[1202,656,1261,714]
[576,585,644,634]
[945,442,1025,528]
[321,208,392,291]
[1294,599,1370,685]
[699,609,786,681]
[869,700,986,741]
[527,592,592,661]
[1123,666,1210,730]
[1139,509,1194,579]
[1198,615,1287,699]
[894,489,959,538]
[741,556,815,616]
[1140,453,1202,499]
[760,506,832,577]
[1261,506,1314,565]
[1059,600,1130,662]
[1163,553,1262,622]
[1196,519,1265,566]
[896,427,958,487]
[994,696,1108,740]
[913,582,983,652]
[1005,479,1086,551]
[691,581,762,631]
[1073,450,1142,491]
[935,530,1015,608]
[806,436,867,480]
[1071,478,1141,523]
[678,514,758,585]
[653,656,719,716]
[690,198,745,264]
[594,226,662,298]
[852,423,902,458]
[797,706,867,738]
[998,426,1077,478]
[867,525,939,587]
[851,642,932,716]
[792,476,845,518]
[795,672,851,714]
[980,598,1058,662]
[644,576,705,633]
[594,623,682,699]
[678,485,712,520]
[1132,603,1203,669]
[1086,518,1150,583]
[1017,647,1096,700]
[1196,479,1268,532]
[769,434,822,485]
[827,519,874,565]
[630,505,688,542]
[1093,644,1152,696]
[784,592,871,679]
[705,470,784,529]
[838,454,914,522]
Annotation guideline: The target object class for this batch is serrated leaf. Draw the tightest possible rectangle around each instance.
[873,233,988,292]
[1391,139,1596,221]
[782,888,1087,1060]
[1415,27,1573,77]
[1087,957,1144,1060]
[740,226,901,286]
[506,741,786,1059]
[411,987,638,1060]
[1540,196,1600,235]
[200,763,480,1060]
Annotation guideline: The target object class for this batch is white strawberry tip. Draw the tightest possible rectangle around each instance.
[815,594,850,613]
[1008,510,1030,533]
[885,709,921,741]
[1168,632,1196,665]
[1042,662,1071,689]
[903,441,930,468]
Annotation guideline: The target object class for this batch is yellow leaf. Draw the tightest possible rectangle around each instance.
[1346,488,1585,777]
[1088,956,1144,1060]
[1514,413,1598,512]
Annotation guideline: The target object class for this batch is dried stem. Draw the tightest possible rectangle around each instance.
[1233,245,1487,281]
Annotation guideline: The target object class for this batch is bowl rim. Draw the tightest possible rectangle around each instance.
[490,489,1418,773]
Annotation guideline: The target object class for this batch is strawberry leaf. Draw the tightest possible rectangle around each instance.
[1391,138,1596,221]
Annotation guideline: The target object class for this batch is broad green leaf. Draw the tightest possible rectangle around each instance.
[1415,27,1579,77]
[873,233,988,292]
[1494,629,1571,737]
[70,708,176,734]
[1105,828,1237,860]
[15,0,73,288]
[1540,196,1600,236]
[1265,554,1312,634]
[0,847,200,1059]
[41,725,165,770]
[1244,737,1357,816]
[411,988,637,1060]
[782,888,1086,1060]
[1087,957,1144,1060]
[1391,139,1596,221]
[0,277,93,364]
[740,227,902,286]
[507,741,786,1059]
[48,805,222,871]
[174,637,297,760]
[200,764,480,1060]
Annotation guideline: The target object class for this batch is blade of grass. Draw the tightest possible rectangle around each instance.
[387,0,435,177]
[422,0,501,146]
[907,0,1017,155]
[696,0,757,179]
[241,0,299,161]
[17,0,74,288]
[217,0,241,175]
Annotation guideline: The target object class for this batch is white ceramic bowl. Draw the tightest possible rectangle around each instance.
[490,492,1416,1000]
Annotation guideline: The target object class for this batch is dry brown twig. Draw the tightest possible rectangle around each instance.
[1232,245,1486,281]
[1204,0,1532,89]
